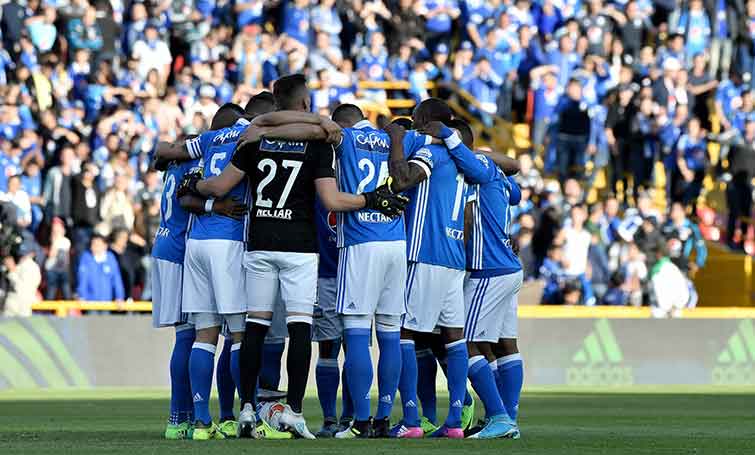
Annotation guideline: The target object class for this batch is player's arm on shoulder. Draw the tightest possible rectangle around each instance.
[196,163,246,198]
[263,123,331,142]
[251,111,323,126]
[478,148,521,176]
[179,194,247,219]
[155,140,191,164]
[506,175,522,205]
[385,123,428,192]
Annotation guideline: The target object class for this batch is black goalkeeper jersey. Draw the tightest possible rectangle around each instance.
[232,138,335,253]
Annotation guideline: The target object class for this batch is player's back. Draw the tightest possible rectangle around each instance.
[335,121,405,247]
[403,131,467,270]
[466,157,521,276]
[237,138,334,253]
[152,160,198,264]
[189,123,249,242]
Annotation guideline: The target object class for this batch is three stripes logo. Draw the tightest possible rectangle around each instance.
[567,319,633,386]
[712,320,755,385]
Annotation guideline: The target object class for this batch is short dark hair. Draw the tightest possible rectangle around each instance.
[210,103,245,130]
[447,118,474,148]
[273,74,309,110]
[331,103,364,128]
[390,117,413,130]
[245,91,275,118]
[413,98,453,129]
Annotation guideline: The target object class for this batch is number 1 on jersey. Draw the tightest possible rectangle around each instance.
[451,173,465,221]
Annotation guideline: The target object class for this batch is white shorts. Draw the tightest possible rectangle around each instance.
[182,239,246,314]
[336,241,407,316]
[151,258,185,328]
[464,271,523,342]
[402,262,465,332]
[314,277,341,341]
[245,250,318,315]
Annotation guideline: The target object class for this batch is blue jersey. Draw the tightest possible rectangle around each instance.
[152,160,198,264]
[187,120,250,242]
[314,197,338,279]
[466,162,522,278]
[335,120,405,248]
[404,131,498,270]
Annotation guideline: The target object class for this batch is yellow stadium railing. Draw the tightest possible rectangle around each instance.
[29,301,755,319]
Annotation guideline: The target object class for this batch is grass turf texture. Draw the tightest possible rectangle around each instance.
[1,387,754,454]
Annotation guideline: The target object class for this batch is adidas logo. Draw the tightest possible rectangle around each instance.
[380,395,392,404]
[348,302,357,310]
[193,393,203,403]
[478,330,485,337]
[713,320,755,385]
[409,317,417,324]
[450,400,462,408]
[566,319,633,386]
[364,392,371,400]
[406,400,417,408]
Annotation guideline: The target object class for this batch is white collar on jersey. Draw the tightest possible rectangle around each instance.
[236,118,250,126]
[353,119,373,129]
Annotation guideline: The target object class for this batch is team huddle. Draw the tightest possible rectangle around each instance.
[150,74,524,441]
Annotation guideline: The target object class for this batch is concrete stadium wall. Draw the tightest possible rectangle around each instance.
[0,316,753,390]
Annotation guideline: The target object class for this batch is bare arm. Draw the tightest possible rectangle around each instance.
[196,163,246,198]
[314,177,366,212]
[385,124,428,193]
[251,111,325,127]
[156,141,191,163]
[477,148,521,175]
[180,194,247,219]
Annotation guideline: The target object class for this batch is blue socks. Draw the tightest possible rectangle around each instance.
[260,341,285,389]
[416,348,438,424]
[439,357,474,407]
[189,342,216,425]
[468,355,506,418]
[316,357,340,420]
[341,366,353,419]
[444,340,469,428]
[497,353,524,420]
[216,339,235,420]
[231,342,242,400]
[398,340,420,427]
[169,326,195,424]
[375,330,401,420]
[344,328,373,421]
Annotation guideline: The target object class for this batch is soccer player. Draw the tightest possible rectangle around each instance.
[383,98,501,438]
[151,144,246,440]
[184,74,407,439]
[453,119,522,439]
[327,104,407,439]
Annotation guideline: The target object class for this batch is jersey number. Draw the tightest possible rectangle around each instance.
[451,173,465,221]
[356,158,389,194]
[256,158,303,208]
[162,174,176,221]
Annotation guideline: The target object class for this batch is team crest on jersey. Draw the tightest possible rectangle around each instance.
[327,211,337,234]
[260,139,306,153]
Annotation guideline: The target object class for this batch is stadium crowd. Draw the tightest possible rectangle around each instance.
[1,0,753,312]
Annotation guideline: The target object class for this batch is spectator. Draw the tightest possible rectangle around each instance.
[5,174,31,229]
[562,204,595,305]
[283,0,312,47]
[2,242,41,317]
[109,228,145,300]
[553,78,592,181]
[42,145,74,227]
[26,7,58,54]
[131,22,172,85]
[71,162,101,256]
[44,217,72,300]
[416,0,460,51]
[99,173,134,236]
[672,116,708,207]
[75,233,124,302]
[67,6,103,57]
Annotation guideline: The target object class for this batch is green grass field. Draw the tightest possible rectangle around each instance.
[1,387,754,454]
